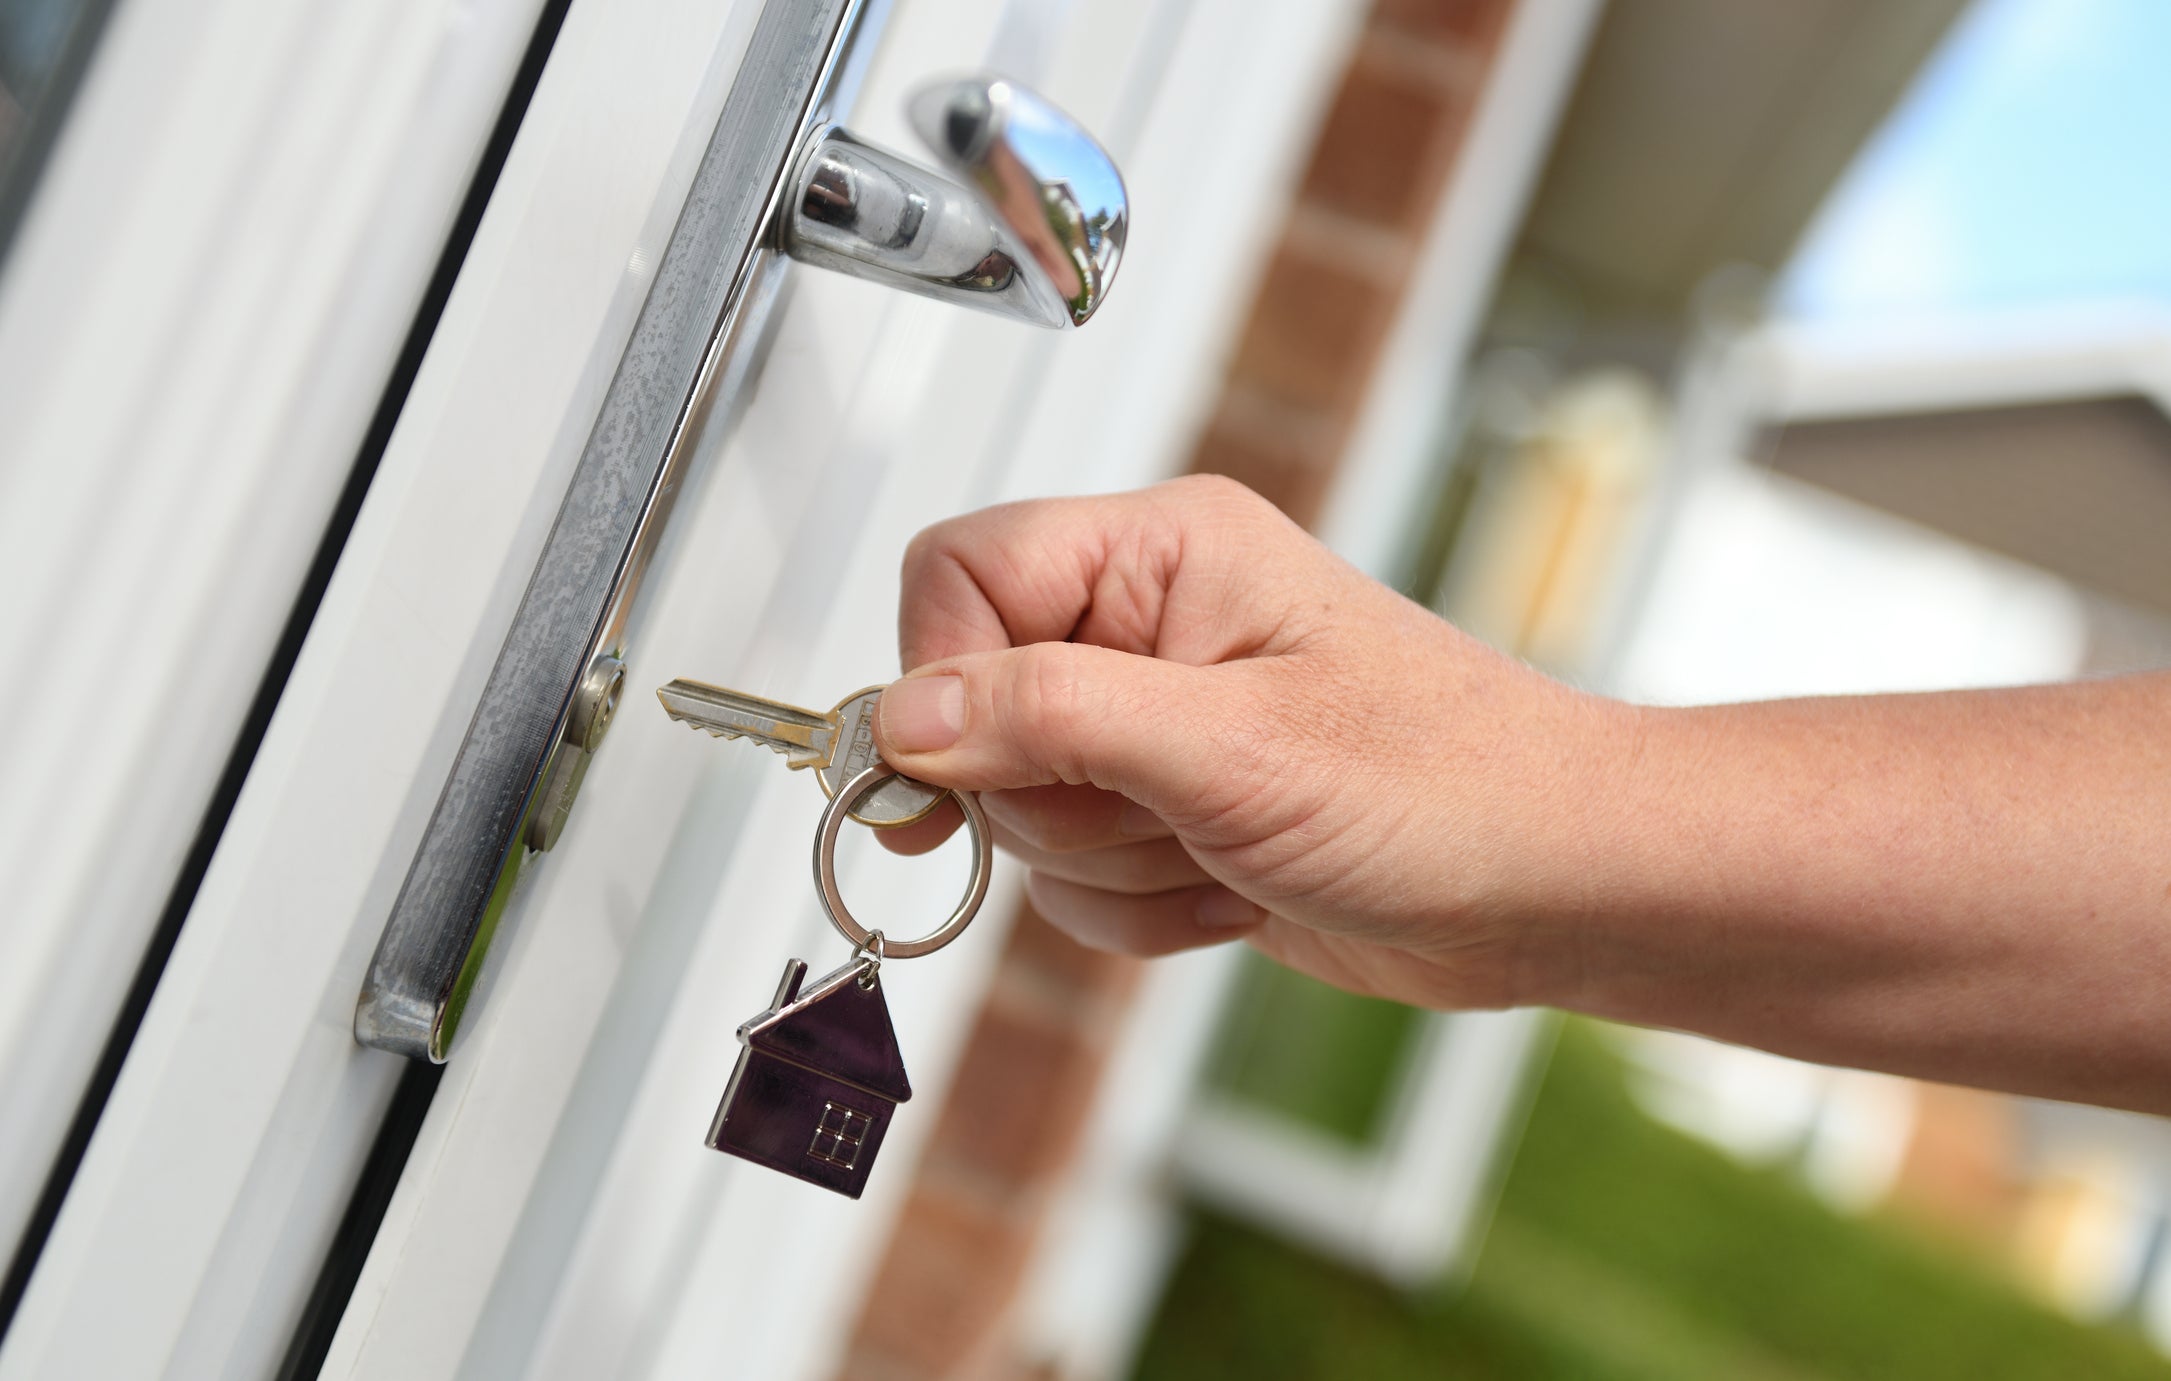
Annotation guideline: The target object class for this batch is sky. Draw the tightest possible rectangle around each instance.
[1779,0,2171,322]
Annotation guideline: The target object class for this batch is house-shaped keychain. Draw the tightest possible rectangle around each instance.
[707,956,913,1198]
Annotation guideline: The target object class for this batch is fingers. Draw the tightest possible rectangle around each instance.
[874,641,1272,824]
[883,779,1192,896]
[980,783,1172,851]
[872,796,964,856]
[896,475,1309,670]
[1026,872,1265,957]
[877,781,1174,858]
[990,821,1210,894]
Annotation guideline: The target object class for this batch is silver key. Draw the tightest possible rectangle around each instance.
[655,679,946,827]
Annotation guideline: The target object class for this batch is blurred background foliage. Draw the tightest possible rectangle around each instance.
[1136,1022,2171,1380]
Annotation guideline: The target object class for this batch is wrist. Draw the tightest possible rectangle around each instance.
[1476,689,1678,1012]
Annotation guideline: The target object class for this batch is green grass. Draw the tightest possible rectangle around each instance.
[1133,1021,2171,1380]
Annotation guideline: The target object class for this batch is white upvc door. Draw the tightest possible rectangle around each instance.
[318,0,1337,1372]
[2,0,1342,1375]
[0,0,550,1290]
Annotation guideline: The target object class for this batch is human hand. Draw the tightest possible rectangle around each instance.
[862,477,2171,1111]
[871,475,1637,1011]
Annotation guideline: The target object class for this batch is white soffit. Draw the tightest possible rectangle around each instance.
[1755,304,2171,424]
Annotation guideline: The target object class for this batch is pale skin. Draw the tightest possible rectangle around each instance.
[870,475,2171,1115]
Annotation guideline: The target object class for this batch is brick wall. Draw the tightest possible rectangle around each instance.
[837,3,1517,1376]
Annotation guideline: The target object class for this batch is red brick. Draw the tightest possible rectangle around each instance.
[1373,0,1514,50]
[1001,905,1139,1012]
[923,1000,1110,1188]
[844,1183,1035,1381]
[833,1349,924,1381]
[1888,1084,2025,1246]
[1284,202,1416,286]
[1226,248,1396,414]
[1190,395,1347,527]
[1297,59,1468,229]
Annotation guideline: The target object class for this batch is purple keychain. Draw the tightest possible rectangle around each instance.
[707,767,992,1198]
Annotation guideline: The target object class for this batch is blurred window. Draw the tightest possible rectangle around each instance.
[0,0,116,266]
[1206,958,1421,1147]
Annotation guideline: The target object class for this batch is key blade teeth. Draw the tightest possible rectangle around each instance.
[661,711,743,742]
[655,679,834,769]
[669,716,818,766]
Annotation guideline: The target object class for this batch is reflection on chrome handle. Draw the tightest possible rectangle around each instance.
[780,75,1127,329]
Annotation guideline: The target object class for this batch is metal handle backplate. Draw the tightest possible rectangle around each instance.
[354,0,885,1061]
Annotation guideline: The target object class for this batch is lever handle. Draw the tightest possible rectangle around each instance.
[781,75,1127,329]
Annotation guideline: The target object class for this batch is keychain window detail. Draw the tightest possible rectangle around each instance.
[809,1103,874,1170]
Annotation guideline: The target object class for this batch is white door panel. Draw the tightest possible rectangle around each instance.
[324,286,1002,1380]
[0,0,768,1373]
[0,0,546,1279]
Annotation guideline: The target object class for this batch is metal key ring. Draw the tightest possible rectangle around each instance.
[814,766,991,960]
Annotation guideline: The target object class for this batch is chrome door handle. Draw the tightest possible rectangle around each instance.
[781,76,1127,328]
[354,33,1133,1062]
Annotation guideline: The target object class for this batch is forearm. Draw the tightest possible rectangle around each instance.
[876,482,2169,1112]
[1540,673,2171,1112]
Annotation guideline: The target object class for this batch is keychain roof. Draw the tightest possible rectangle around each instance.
[739,958,912,1103]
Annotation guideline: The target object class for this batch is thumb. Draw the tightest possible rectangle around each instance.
[873,643,1259,822]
